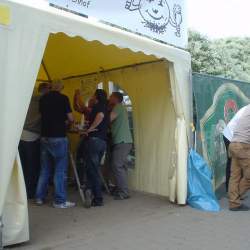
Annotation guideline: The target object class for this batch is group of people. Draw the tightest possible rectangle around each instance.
[19,80,133,209]
[223,104,250,211]
[20,79,250,211]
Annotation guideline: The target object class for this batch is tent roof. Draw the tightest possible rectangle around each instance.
[3,0,192,128]
[7,0,191,74]
[38,33,158,81]
[4,0,192,141]
[3,0,191,126]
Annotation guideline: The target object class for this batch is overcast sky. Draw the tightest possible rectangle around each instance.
[188,0,250,38]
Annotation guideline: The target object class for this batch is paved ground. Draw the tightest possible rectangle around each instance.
[8,190,250,250]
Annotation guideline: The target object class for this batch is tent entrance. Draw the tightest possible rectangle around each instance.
[34,32,177,198]
[32,32,177,198]
[2,30,178,248]
[14,32,178,246]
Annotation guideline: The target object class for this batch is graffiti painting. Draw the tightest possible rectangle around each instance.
[125,0,183,36]
[199,83,250,188]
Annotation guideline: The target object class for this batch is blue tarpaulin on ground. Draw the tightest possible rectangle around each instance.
[187,149,220,212]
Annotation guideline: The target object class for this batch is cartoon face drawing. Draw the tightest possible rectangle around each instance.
[139,0,170,28]
[125,0,182,36]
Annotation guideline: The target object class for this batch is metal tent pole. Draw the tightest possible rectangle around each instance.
[63,59,164,81]
[42,59,52,82]
[37,59,164,83]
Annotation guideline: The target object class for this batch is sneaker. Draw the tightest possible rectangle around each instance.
[229,204,250,211]
[113,192,130,200]
[35,199,44,206]
[53,201,76,209]
[84,189,92,209]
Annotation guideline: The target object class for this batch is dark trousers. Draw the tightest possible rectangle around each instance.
[223,136,231,192]
[19,139,41,199]
[111,143,132,196]
[76,136,88,185]
[85,137,106,201]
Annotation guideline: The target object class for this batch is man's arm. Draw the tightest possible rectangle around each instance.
[67,112,75,123]
[87,112,104,133]
[110,105,122,122]
[65,96,75,124]
[73,90,90,115]
[110,111,118,122]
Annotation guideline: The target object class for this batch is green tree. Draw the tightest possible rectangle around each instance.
[188,31,220,75]
[188,30,250,82]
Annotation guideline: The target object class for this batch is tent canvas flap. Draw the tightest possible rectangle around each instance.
[0,4,49,244]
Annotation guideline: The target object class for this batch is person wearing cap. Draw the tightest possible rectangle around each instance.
[109,92,133,200]
[19,82,51,199]
[36,81,75,209]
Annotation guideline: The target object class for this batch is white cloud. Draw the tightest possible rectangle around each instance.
[188,0,250,38]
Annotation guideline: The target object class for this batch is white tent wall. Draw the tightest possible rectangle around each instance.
[0,0,191,246]
[2,156,29,246]
[169,63,191,203]
[0,3,49,245]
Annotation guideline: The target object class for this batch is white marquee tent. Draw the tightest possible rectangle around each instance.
[0,0,192,246]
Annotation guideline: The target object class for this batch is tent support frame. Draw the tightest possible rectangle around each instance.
[42,60,52,82]
[37,59,165,82]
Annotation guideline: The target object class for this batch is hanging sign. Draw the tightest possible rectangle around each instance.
[49,0,187,48]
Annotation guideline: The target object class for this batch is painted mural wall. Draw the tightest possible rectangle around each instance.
[193,73,250,189]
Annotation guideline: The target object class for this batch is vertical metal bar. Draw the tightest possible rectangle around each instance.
[0,216,3,250]
[42,60,52,82]
[69,152,85,205]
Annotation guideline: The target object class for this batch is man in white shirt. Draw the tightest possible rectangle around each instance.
[223,106,247,191]
[228,104,250,211]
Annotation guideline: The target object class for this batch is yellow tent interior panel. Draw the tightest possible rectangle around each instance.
[36,33,176,196]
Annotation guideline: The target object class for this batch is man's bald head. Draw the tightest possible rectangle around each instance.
[52,80,64,92]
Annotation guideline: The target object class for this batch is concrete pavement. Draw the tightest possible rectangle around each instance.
[9,191,250,250]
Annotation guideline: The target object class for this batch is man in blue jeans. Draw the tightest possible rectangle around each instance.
[36,81,75,208]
